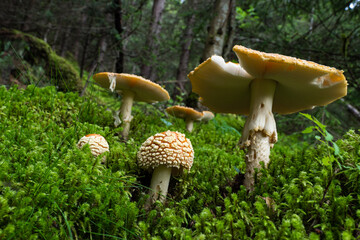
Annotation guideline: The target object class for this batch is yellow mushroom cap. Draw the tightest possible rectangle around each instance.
[93,72,170,103]
[77,134,109,157]
[137,131,194,171]
[188,45,347,115]
[201,111,214,121]
[166,105,203,121]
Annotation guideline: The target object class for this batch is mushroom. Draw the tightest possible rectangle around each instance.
[77,134,110,163]
[93,72,170,140]
[201,111,215,122]
[166,105,203,132]
[137,130,194,207]
[188,45,347,191]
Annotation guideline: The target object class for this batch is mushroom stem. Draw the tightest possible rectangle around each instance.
[146,165,172,207]
[120,90,135,140]
[240,78,277,191]
[185,117,194,132]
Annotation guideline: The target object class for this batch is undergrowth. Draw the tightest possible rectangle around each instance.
[1,85,359,239]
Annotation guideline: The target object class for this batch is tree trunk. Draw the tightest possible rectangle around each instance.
[60,27,71,57]
[201,0,232,61]
[341,99,360,122]
[223,0,236,60]
[174,0,197,97]
[80,35,108,96]
[114,0,124,73]
[141,0,166,80]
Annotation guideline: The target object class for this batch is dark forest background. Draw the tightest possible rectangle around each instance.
[1,0,360,135]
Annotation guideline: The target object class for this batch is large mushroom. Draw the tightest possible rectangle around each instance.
[93,72,170,140]
[188,45,347,191]
[166,105,203,132]
[137,130,194,207]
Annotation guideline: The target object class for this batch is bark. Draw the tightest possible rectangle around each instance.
[60,27,71,57]
[73,13,88,62]
[141,0,166,80]
[21,0,36,31]
[174,0,197,97]
[79,18,93,79]
[80,35,108,96]
[341,99,360,122]
[201,0,232,61]
[223,0,236,60]
[114,0,124,73]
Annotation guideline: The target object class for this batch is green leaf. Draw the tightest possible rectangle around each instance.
[325,131,334,142]
[333,142,340,156]
[302,126,314,134]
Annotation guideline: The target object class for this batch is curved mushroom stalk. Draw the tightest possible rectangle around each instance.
[240,78,277,191]
[185,117,194,132]
[145,165,172,208]
[120,90,135,140]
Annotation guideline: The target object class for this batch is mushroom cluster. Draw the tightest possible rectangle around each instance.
[188,45,347,191]
[137,130,194,206]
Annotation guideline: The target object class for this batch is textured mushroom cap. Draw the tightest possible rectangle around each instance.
[77,134,109,157]
[137,130,194,171]
[188,46,347,115]
[201,111,214,121]
[166,105,203,121]
[93,72,170,103]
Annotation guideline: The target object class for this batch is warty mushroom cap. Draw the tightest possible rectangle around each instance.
[93,72,170,103]
[77,134,109,157]
[188,46,347,115]
[166,105,204,121]
[137,130,194,171]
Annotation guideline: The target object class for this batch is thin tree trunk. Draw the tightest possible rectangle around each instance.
[223,0,236,60]
[174,0,197,97]
[201,0,231,61]
[73,13,88,62]
[80,35,108,96]
[114,0,124,73]
[60,27,71,57]
[79,19,93,79]
[341,99,360,122]
[141,0,166,80]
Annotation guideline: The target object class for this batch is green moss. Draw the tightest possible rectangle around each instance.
[1,85,360,239]
[0,28,81,92]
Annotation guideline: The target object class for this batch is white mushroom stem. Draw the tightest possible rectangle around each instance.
[185,117,194,132]
[240,78,278,191]
[146,165,172,208]
[120,90,135,140]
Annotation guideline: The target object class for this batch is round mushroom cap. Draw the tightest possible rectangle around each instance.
[137,130,194,171]
[188,46,347,115]
[93,72,170,103]
[201,111,214,121]
[166,105,203,121]
[77,134,109,157]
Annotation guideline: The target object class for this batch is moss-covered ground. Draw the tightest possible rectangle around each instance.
[1,85,360,239]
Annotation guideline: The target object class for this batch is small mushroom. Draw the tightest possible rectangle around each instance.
[201,111,214,122]
[77,134,109,163]
[93,72,170,140]
[137,130,194,207]
[166,105,203,132]
[188,45,347,191]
